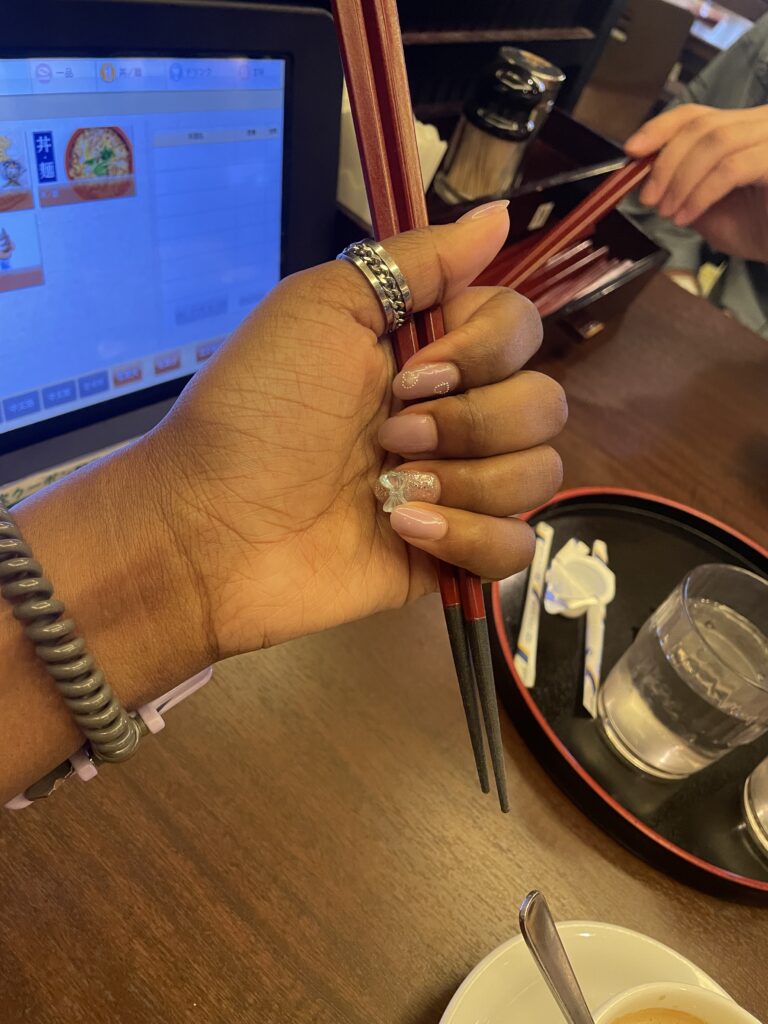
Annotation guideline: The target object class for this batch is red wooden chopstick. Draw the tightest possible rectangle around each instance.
[333,0,506,808]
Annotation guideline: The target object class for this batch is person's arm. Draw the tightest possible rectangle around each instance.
[622,17,768,274]
[1,442,213,805]
[626,103,768,262]
[623,18,768,264]
[0,210,566,806]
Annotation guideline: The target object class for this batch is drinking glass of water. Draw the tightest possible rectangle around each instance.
[744,756,768,860]
[597,564,768,780]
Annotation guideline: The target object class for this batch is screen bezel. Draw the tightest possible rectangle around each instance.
[0,0,341,462]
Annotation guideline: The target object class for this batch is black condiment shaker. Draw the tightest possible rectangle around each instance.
[433,50,563,205]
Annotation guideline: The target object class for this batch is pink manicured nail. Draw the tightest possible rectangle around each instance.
[393,362,460,399]
[390,506,447,540]
[378,414,437,454]
[457,199,510,222]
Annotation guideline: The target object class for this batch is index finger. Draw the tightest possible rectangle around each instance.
[625,103,714,157]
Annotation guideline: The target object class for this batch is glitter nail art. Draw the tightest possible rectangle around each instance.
[376,470,440,512]
[398,370,420,390]
[392,362,460,400]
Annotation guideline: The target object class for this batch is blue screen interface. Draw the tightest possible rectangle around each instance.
[0,56,285,433]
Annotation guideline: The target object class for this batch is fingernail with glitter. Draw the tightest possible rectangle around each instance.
[378,414,438,454]
[393,362,460,400]
[390,506,448,541]
[376,470,441,512]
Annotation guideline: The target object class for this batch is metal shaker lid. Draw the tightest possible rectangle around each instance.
[464,57,545,141]
[499,46,566,90]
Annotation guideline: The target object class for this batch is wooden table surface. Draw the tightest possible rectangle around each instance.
[1,276,767,1023]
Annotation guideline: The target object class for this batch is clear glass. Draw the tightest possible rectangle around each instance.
[744,756,768,860]
[597,564,768,779]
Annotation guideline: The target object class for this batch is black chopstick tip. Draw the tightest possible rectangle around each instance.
[443,604,490,794]
[465,616,510,814]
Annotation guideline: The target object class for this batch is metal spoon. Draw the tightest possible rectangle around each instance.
[519,890,596,1024]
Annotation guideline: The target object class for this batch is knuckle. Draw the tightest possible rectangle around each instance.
[467,323,506,367]
[487,286,521,326]
[707,124,733,150]
[391,226,446,302]
[476,464,500,512]
[516,522,537,567]
[453,392,488,449]
[472,290,543,373]
[512,292,544,352]
[682,112,712,139]
[291,262,355,311]
[535,446,564,494]
[720,154,742,181]
[487,523,536,581]
[527,373,568,433]
[452,459,476,496]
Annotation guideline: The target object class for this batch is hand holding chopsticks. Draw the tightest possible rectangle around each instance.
[332,0,653,810]
[333,0,557,812]
[349,218,562,813]
[333,0,518,809]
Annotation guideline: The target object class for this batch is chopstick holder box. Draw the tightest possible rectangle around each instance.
[427,109,668,340]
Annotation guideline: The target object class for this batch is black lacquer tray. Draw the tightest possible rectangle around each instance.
[490,489,768,902]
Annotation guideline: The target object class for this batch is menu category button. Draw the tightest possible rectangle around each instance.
[196,339,223,362]
[3,390,41,421]
[42,381,76,408]
[154,351,181,375]
[78,371,109,398]
[113,364,143,387]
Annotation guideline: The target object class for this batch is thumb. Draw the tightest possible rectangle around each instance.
[308,200,511,336]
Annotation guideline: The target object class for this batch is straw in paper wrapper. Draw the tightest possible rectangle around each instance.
[582,539,609,717]
[514,521,554,688]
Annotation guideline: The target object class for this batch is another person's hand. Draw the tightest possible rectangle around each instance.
[146,208,565,658]
[626,103,768,261]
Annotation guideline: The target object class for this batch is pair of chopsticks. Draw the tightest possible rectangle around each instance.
[332,0,653,812]
[333,0,508,811]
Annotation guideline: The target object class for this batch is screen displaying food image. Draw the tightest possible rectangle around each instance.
[66,127,132,179]
[65,127,134,200]
[1,55,286,431]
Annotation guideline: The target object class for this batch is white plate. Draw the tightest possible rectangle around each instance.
[439,921,730,1024]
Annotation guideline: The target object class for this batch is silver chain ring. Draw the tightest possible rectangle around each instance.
[337,239,413,333]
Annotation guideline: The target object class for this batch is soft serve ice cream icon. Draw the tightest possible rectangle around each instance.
[0,228,15,270]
